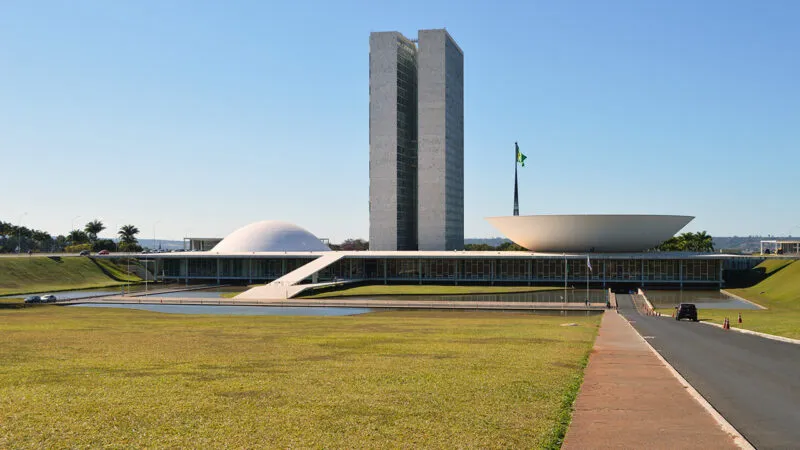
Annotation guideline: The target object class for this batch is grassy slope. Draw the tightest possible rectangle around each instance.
[0,257,141,296]
[0,307,599,448]
[659,260,800,339]
[299,284,564,299]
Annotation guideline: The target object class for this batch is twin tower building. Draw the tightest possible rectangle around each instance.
[369,29,464,251]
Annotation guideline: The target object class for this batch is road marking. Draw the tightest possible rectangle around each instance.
[628,318,755,450]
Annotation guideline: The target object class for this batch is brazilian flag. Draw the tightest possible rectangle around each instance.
[516,142,527,167]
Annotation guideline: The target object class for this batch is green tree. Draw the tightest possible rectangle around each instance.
[339,239,369,251]
[694,231,714,252]
[118,225,140,252]
[84,220,105,242]
[464,243,494,251]
[68,229,90,245]
[496,241,527,251]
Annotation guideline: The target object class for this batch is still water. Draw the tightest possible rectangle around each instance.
[70,303,373,316]
[345,289,608,303]
[644,290,760,310]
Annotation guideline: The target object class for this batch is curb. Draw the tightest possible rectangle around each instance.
[653,314,800,345]
[697,319,800,345]
[623,314,754,450]
[720,290,767,310]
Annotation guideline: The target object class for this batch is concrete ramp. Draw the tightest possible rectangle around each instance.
[234,253,345,300]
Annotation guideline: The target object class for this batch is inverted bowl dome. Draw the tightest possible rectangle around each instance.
[211,221,329,253]
[485,214,693,252]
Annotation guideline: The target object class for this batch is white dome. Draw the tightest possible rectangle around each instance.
[211,221,330,253]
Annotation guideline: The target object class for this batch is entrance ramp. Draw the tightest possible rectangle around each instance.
[234,253,345,300]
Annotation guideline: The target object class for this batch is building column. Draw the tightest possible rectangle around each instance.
[602,259,606,287]
[527,259,532,286]
[641,259,645,287]
[383,259,387,284]
[679,260,684,289]
[216,259,221,285]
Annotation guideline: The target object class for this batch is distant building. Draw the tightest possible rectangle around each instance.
[760,240,800,255]
[369,29,464,251]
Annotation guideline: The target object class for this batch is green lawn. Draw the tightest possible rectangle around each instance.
[658,259,800,339]
[0,257,142,296]
[299,284,564,299]
[0,306,600,448]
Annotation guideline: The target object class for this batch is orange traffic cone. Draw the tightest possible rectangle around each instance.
[723,317,729,330]
[738,313,742,324]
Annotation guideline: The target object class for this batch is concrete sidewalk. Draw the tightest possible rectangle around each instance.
[562,311,740,449]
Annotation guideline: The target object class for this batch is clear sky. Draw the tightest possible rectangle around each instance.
[1,0,798,242]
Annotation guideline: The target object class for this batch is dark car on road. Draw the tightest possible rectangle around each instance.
[79,250,90,256]
[40,294,57,303]
[24,295,42,304]
[675,303,698,321]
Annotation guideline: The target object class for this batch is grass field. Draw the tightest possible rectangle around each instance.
[299,284,565,299]
[0,257,141,296]
[0,306,600,448]
[658,259,800,339]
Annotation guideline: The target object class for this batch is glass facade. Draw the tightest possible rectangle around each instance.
[159,256,723,286]
[395,38,418,250]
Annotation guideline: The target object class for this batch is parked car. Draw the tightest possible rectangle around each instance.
[79,250,91,256]
[97,250,110,255]
[24,295,42,304]
[675,303,698,322]
[40,294,57,303]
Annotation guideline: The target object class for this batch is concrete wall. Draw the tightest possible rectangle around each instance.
[417,29,464,250]
[369,32,401,251]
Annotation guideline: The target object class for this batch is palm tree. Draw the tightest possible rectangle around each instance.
[695,231,714,252]
[117,225,139,246]
[68,229,90,245]
[84,220,105,242]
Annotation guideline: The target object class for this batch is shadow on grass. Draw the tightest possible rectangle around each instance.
[724,260,795,289]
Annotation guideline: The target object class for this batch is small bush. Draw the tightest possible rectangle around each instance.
[65,244,91,253]
[92,239,117,252]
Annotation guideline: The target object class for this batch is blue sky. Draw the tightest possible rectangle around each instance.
[1,0,798,241]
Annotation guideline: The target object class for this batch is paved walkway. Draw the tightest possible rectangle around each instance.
[562,311,739,449]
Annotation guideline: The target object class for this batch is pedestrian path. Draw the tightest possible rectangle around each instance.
[562,310,740,449]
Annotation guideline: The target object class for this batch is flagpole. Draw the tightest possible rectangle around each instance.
[586,256,590,306]
[513,142,519,216]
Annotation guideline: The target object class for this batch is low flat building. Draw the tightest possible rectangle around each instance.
[760,240,800,255]
[148,221,730,296]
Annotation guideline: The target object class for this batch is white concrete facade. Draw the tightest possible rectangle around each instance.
[369,32,418,251]
[486,214,694,252]
[417,29,464,251]
[369,29,463,251]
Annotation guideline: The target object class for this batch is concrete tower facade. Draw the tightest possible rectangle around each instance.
[369,31,419,251]
[369,29,463,251]
[417,29,464,251]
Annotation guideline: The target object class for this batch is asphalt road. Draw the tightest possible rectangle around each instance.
[617,294,800,449]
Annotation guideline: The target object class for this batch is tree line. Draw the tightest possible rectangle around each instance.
[654,231,714,252]
[0,219,143,253]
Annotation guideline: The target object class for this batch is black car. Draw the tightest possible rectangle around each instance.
[675,303,698,321]
[79,250,90,256]
[24,295,42,304]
